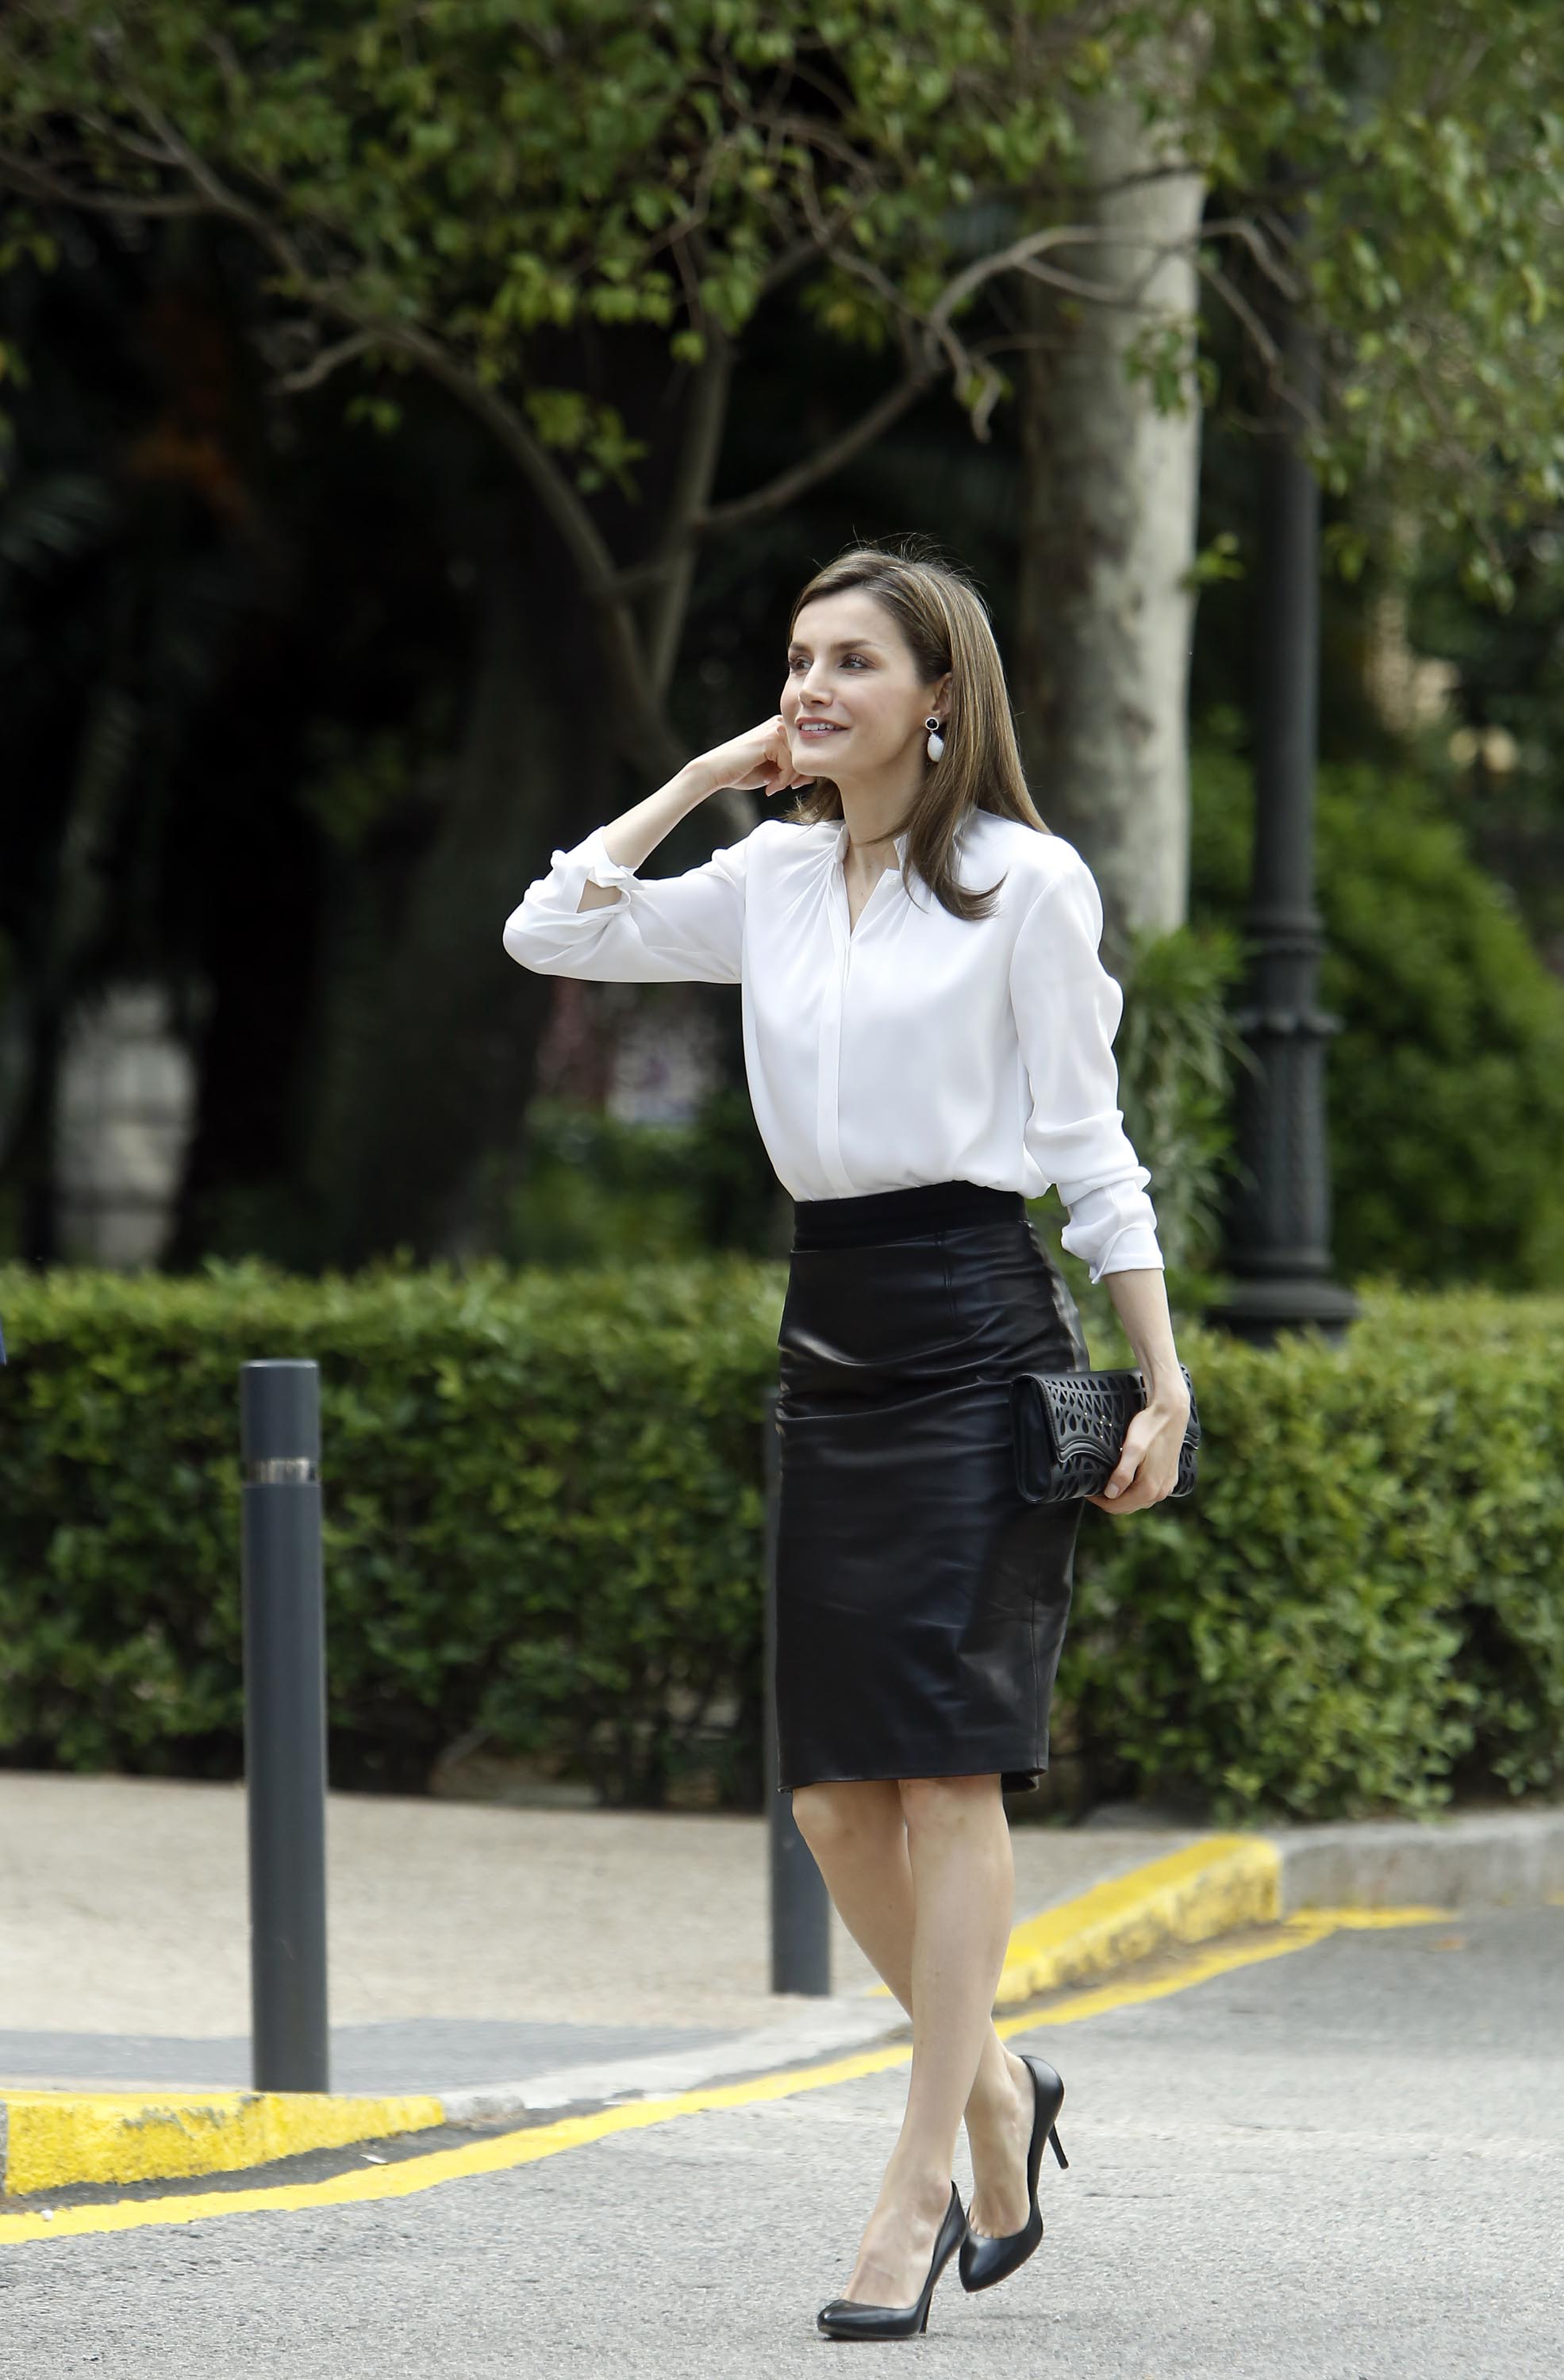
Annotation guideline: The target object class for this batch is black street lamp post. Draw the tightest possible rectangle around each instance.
[1205,274,1359,1349]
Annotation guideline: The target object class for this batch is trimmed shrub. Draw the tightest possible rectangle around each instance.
[1,1258,1561,1821]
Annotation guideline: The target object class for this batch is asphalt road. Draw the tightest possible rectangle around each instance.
[3,1905,1560,2378]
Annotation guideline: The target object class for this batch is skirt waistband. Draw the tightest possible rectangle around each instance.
[790,1180,1024,1249]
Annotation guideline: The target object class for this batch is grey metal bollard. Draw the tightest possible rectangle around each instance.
[240,1359,331,2092]
[763,1382,831,1995]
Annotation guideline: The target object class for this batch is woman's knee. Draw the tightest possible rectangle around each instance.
[897,1771,1003,1834]
[791,1776,902,1852]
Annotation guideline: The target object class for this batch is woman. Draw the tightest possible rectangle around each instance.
[502,539,1189,2340]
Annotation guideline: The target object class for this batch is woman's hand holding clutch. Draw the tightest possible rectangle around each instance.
[1085,1383,1193,1515]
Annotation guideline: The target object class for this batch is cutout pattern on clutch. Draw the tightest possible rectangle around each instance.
[1010,1362,1201,1505]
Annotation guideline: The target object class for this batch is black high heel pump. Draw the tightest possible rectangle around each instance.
[817,2179,967,2340]
[958,2052,1068,2294]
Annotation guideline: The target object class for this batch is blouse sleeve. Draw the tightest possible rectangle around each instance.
[1008,846,1166,1286]
[501,820,753,985]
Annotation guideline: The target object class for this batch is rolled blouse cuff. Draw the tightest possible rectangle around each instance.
[1056,1180,1166,1286]
[577,824,640,892]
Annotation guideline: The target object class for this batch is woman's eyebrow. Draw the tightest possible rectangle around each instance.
[786,636,884,654]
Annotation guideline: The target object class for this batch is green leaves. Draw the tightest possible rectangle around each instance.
[0,3,1115,447]
[343,392,402,436]
[1195,0,1564,572]
[1058,1298,1560,1824]
[522,387,648,493]
[2,0,1560,567]
[1,1251,1561,1814]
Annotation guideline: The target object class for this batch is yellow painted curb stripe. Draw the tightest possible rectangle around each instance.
[865,1833,1281,2005]
[997,1833,1284,2002]
[0,2086,446,2201]
[0,1905,1449,2247]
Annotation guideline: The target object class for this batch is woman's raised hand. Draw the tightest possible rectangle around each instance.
[691,715,815,799]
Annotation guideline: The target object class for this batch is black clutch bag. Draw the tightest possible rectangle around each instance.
[1010,1362,1201,1506]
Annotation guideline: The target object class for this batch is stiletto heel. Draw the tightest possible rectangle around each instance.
[817,2179,967,2340]
[959,2054,1066,2294]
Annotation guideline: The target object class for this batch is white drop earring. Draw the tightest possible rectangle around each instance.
[924,714,945,762]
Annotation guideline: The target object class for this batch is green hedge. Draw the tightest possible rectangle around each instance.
[1,1256,1561,1821]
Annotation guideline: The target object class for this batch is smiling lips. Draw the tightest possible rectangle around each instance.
[796,721,847,735]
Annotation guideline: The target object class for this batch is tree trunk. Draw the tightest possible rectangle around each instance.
[1014,39,1210,967]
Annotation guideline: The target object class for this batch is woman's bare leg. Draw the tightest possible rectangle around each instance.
[791,1773,1037,2301]
[790,1779,1032,2208]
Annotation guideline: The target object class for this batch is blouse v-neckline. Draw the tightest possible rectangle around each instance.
[832,820,910,942]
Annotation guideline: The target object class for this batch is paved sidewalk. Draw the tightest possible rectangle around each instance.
[4,1768,1562,2203]
[0,1769,1202,2102]
[7,1902,1562,2374]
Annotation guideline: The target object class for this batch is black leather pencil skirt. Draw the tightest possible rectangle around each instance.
[772,1177,1092,1798]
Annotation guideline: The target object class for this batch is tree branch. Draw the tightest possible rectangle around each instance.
[275,328,382,393]
[0,149,206,217]
[0,54,1331,746]
[1193,257,1285,390]
[644,312,733,697]
[697,186,1321,534]
[698,364,937,536]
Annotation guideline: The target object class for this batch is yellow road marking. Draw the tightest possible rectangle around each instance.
[0,1906,1448,2248]
[867,1833,1285,2005]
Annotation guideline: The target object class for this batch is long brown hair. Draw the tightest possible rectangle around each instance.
[782,534,1051,922]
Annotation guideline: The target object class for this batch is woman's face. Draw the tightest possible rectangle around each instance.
[782,589,947,781]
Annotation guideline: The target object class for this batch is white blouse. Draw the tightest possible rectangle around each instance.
[501,805,1165,1285]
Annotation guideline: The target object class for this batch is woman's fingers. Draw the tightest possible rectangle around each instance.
[1087,1462,1176,1513]
[1086,1415,1178,1511]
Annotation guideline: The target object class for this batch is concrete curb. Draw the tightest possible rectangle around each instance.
[993,1833,1282,2006]
[5,1806,1560,2202]
[1274,1808,1564,1915]
[0,2085,445,2201]
[0,2002,916,2202]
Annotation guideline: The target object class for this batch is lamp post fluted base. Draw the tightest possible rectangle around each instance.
[1202,1271,1360,1348]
